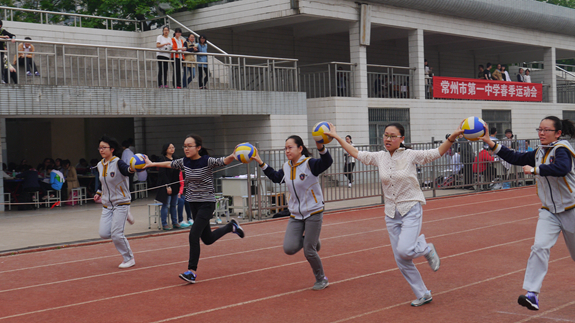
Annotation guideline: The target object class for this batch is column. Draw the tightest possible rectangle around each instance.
[0,118,5,212]
[408,29,425,100]
[543,47,556,103]
[350,22,368,98]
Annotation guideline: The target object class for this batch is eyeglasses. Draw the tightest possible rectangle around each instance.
[383,134,403,140]
[284,146,296,151]
[535,128,556,133]
[182,145,197,150]
[97,146,110,151]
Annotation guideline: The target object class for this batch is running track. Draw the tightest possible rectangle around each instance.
[1,187,574,322]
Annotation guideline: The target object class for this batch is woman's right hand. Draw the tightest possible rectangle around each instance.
[323,123,339,140]
[252,150,263,165]
[94,194,101,203]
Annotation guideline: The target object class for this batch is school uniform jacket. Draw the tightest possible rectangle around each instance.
[493,140,575,213]
[96,157,132,208]
[261,148,333,220]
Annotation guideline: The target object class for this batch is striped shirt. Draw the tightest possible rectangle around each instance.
[171,155,225,202]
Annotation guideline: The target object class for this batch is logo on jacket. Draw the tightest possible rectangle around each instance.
[550,156,555,164]
[110,172,115,178]
[300,173,306,180]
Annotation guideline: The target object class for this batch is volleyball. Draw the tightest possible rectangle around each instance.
[312,121,333,144]
[461,116,486,141]
[234,143,257,164]
[129,153,147,172]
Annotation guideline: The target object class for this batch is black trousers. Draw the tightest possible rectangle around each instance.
[157,56,170,87]
[198,66,208,88]
[187,202,232,271]
[173,58,182,88]
[344,162,355,183]
[18,57,37,73]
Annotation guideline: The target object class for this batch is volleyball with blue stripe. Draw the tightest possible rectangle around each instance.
[234,143,257,163]
[129,153,147,172]
[462,116,486,141]
[312,121,333,144]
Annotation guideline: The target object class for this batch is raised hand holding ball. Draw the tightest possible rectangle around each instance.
[129,153,147,172]
[312,121,333,144]
[461,116,486,141]
[234,143,257,164]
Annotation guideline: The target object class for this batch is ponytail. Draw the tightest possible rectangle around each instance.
[286,135,310,157]
[543,116,575,138]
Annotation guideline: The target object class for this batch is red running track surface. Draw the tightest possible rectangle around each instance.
[1,187,574,323]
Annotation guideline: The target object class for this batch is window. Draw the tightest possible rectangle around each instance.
[368,108,410,145]
[482,110,511,140]
[563,110,575,121]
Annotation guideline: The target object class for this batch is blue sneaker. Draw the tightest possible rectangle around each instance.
[179,221,191,228]
[179,270,196,284]
[230,218,245,238]
[518,292,539,310]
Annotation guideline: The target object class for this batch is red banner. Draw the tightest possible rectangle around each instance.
[432,76,542,101]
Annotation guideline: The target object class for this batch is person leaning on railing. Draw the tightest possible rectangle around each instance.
[14,37,39,76]
[0,19,16,84]
[156,26,172,88]
[182,34,198,88]
[197,35,208,89]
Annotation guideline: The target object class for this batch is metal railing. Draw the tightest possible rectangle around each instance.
[1,39,298,91]
[367,64,415,99]
[299,62,355,98]
[213,139,543,221]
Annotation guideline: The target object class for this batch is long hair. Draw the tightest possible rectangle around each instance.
[161,143,174,157]
[286,135,310,157]
[185,134,210,156]
[542,116,575,138]
[345,135,353,143]
[99,135,120,157]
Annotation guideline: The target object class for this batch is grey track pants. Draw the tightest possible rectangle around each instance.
[523,208,575,293]
[99,205,134,262]
[284,212,325,282]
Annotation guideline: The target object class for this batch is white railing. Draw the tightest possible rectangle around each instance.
[367,64,415,99]
[1,38,298,92]
[299,62,355,98]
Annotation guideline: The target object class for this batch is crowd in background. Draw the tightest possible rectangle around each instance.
[478,63,532,83]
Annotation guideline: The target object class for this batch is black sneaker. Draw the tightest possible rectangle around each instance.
[230,218,245,238]
[518,292,539,310]
[179,270,197,284]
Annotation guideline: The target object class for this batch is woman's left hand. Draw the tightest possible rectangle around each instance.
[522,165,534,175]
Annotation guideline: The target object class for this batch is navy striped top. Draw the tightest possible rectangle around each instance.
[171,155,225,202]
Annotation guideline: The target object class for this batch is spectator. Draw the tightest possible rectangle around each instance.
[15,164,40,209]
[15,37,39,76]
[155,143,182,230]
[483,63,493,80]
[121,140,136,200]
[156,26,172,88]
[492,64,503,81]
[128,138,136,153]
[54,158,62,171]
[517,68,525,82]
[197,35,209,89]
[0,19,16,84]
[40,164,64,199]
[37,157,54,178]
[177,170,192,227]
[504,129,516,149]
[90,158,101,194]
[62,159,79,201]
[502,65,511,81]
[424,59,433,77]
[343,135,355,188]
[171,28,185,89]
[473,145,497,182]
[75,158,89,174]
[523,139,534,152]
[457,136,475,189]
[489,127,498,141]
[183,34,198,88]
[337,66,347,96]
[477,65,485,79]
[374,74,382,97]
[524,69,532,83]
[2,163,12,179]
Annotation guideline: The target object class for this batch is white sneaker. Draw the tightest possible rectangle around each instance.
[188,219,194,226]
[348,183,352,188]
[216,217,223,224]
[119,258,135,269]
[127,211,135,225]
[411,291,432,306]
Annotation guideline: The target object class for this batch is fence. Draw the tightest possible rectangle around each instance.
[0,39,298,92]
[213,139,544,221]
[367,64,415,99]
[299,62,355,98]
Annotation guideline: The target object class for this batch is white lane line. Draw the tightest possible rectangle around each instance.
[495,310,575,322]
[515,300,575,323]
[331,256,572,323]
[0,200,540,274]
[0,212,539,294]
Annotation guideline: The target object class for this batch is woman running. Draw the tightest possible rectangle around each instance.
[252,135,332,290]
[325,123,462,306]
[144,134,244,283]
[94,136,137,269]
[478,116,575,311]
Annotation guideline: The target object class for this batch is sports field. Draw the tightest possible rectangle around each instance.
[1,187,574,322]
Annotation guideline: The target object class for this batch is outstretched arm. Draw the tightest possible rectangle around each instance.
[438,125,464,156]
[144,156,172,169]
[323,123,359,158]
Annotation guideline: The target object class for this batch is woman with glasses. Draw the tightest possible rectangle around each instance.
[144,134,245,284]
[325,122,463,307]
[252,135,333,291]
[477,116,575,311]
[94,136,137,269]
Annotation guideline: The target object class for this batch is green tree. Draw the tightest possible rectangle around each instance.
[536,0,575,9]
